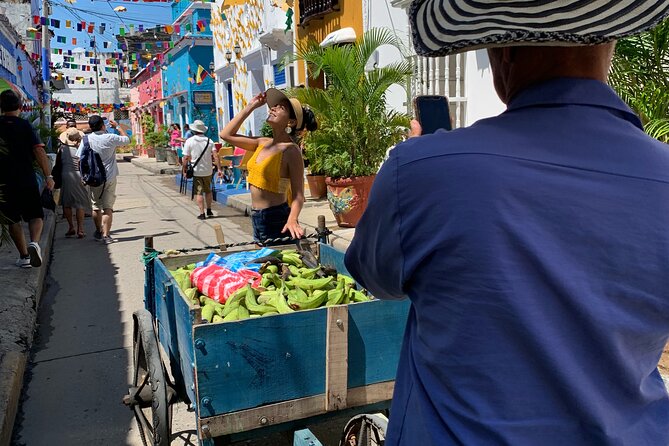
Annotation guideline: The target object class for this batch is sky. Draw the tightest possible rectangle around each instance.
[49,0,175,54]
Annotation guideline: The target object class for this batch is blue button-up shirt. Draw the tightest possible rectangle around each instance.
[345,78,669,445]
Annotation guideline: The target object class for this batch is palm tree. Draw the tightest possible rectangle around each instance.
[288,28,413,179]
[609,17,669,143]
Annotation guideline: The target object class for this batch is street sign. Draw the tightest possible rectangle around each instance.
[193,91,214,106]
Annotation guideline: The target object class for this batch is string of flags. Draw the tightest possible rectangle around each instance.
[52,100,132,114]
[37,16,211,39]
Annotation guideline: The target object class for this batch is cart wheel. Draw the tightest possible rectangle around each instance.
[127,309,170,446]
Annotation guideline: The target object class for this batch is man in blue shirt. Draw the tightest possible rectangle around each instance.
[345,2,669,445]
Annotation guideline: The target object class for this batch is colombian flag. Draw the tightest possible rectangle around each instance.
[195,65,208,85]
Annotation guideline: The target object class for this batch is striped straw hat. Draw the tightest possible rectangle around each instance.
[410,1,669,57]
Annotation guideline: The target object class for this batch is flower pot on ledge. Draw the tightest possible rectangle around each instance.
[325,175,376,228]
[306,174,327,199]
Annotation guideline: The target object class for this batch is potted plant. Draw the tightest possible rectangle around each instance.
[141,114,156,157]
[302,137,327,199]
[290,28,412,227]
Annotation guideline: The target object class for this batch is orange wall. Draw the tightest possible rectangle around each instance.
[296,0,364,84]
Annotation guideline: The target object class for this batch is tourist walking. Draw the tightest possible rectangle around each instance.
[58,118,83,145]
[54,128,91,238]
[219,89,317,244]
[170,123,183,165]
[182,120,221,220]
[0,90,53,268]
[76,115,129,244]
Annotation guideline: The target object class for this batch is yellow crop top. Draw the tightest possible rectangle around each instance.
[247,145,292,200]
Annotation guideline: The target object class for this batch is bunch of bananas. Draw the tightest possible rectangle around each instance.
[169,249,371,324]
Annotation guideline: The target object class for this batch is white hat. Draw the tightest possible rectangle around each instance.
[265,88,303,130]
[411,0,669,56]
[190,120,208,134]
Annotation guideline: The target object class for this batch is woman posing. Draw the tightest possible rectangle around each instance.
[219,89,317,244]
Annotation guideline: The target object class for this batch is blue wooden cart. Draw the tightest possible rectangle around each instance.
[125,241,410,445]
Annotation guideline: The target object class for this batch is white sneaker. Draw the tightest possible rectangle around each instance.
[27,242,42,267]
[15,257,31,268]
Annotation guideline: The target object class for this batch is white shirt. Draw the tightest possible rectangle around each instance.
[76,131,130,181]
[183,135,213,177]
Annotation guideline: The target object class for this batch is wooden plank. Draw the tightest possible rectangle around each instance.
[213,224,227,252]
[347,380,395,407]
[347,299,410,388]
[193,309,327,417]
[200,381,394,437]
[325,306,348,411]
[202,394,325,437]
[293,428,324,446]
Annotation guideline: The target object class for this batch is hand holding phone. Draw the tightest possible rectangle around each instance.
[413,95,452,135]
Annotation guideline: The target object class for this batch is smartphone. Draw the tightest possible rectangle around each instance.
[413,95,452,134]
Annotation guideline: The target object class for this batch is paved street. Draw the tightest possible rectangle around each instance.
[11,160,255,445]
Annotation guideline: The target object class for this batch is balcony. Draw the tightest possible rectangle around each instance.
[299,0,339,26]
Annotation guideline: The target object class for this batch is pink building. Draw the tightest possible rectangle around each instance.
[129,61,165,155]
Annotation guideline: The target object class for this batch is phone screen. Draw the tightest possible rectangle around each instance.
[414,95,452,134]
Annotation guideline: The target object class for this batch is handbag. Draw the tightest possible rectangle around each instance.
[185,139,210,179]
[52,148,63,189]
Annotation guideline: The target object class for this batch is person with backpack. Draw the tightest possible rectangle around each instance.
[0,90,53,268]
[182,120,221,220]
[76,115,129,244]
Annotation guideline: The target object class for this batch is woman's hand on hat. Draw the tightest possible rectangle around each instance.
[250,92,267,109]
[282,219,304,240]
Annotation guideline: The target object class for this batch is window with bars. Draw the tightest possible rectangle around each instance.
[114,109,130,120]
[298,0,339,25]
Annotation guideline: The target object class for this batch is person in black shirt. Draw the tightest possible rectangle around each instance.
[0,90,54,268]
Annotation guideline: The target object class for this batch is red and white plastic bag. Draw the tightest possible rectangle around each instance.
[190,264,262,303]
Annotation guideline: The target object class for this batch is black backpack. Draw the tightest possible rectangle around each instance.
[79,135,107,188]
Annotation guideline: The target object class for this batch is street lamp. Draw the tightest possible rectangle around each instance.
[224,49,232,62]
[233,44,241,58]
[209,61,215,71]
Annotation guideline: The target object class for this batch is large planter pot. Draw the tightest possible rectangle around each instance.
[146,147,156,158]
[306,174,327,199]
[325,175,376,228]
[165,149,177,165]
[155,147,168,162]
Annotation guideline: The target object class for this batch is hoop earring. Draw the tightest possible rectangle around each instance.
[285,127,293,134]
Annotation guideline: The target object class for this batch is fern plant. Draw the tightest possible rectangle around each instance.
[288,28,412,178]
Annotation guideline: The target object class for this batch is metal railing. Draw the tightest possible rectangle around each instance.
[409,53,467,128]
[299,0,339,25]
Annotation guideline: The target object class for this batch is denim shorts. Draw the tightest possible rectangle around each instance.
[251,203,290,245]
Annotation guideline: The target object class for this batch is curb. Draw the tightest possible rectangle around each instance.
[0,209,56,446]
[130,158,180,175]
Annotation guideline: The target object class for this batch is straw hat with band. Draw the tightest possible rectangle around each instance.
[410,0,669,57]
[265,88,303,131]
[189,120,208,134]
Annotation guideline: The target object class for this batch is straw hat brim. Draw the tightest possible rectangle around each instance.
[266,88,303,130]
[410,0,669,56]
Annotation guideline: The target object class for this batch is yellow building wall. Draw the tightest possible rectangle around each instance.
[295,0,364,84]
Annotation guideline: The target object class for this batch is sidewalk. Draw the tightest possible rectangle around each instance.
[128,155,357,250]
[0,210,55,445]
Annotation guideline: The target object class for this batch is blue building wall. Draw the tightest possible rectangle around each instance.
[162,42,218,141]
[0,27,39,103]
[0,31,18,84]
